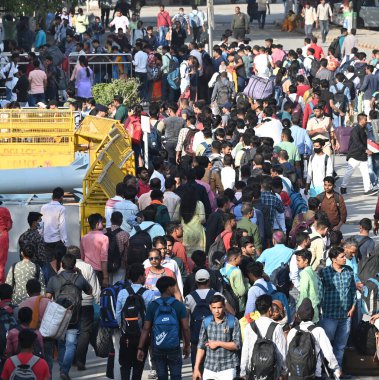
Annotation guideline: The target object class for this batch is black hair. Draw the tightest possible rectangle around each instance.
[26,279,41,296]
[0,284,13,300]
[127,263,146,283]
[296,231,310,246]
[110,211,123,226]
[191,250,206,267]
[61,253,76,270]
[18,307,33,324]
[360,218,372,231]
[329,246,344,260]
[88,213,103,230]
[295,249,312,265]
[255,294,272,314]
[246,261,264,278]
[210,294,225,305]
[52,187,64,199]
[156,276,177,294]
[19,329,37,350]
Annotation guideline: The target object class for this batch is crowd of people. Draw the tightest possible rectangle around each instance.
[2,1,379,380]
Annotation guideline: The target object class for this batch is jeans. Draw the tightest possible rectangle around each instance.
[237,76,247,93]
[159,26,169,46]
[332,113,345,128]
[28,93,45,107]
[257,11,267,29]
[304,24,313,37]
[319,317,351,367]
[44,338,55,378]
[76,305,94,366]
[152,348,182,380]
[320,20,329,42]
[58,328,79,376]
[368,153,379,186]
[161,74,169,101]
[119,340,147,380]
[5,87,12,101]
[101,7,110,26]
[341,157,372,192]
[135,72,148,101]
[193,27,202,43]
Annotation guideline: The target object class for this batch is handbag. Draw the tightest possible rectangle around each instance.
[243,75,274,100]
[40,301,72,340]
[93,325,114,358]
[165,29,172,41]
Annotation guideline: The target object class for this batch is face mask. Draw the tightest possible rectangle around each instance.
[37,221,44,231]
[314,147,322,154]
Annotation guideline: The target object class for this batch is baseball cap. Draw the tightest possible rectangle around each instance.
[195,269,210,283]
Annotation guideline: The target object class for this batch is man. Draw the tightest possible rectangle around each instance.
[316,0,333,43]
[236,203,262,255]
[341,28,358,58]
[231,7,249,40]
[116,264,155,380]
[341,113,377,195]
[40,187,67,270]
[0,52,19,101]
[306,139,333,196]
[114,185,139,233]
[254,107,283,145]
[99,0,112,26]
[175,115,198,166]
[172,8,190,34]
[256,0,270,29]
[138,178,161,211]
[329,72,351,128]
[317,176,347,230]
[137,167,150,197]
[44,55,58,102]
[188,5,205,44]
[166,222,189,273]
[302,2,317,37]
[163,177,180,221]
[66,246,100,371]
[240,294,287,379]
[113,95,128,124]
[257,230,293,276]
[147,190,170,229]
[133,42,148,104]
[192,294,240,380]
[360,65,379,116]
[319,247,356,370]
[46,253,92,380]
[157,5,171,46]
[137,277,189,378]
[211,72,235,107]
[315,59,333,85]
[1,329,50,380]
[355,218,375,260]
[109,9,129,34]
[309,216,330,270]
[149,157,166,192]
[105,182,125,228]
[80,213,109,287]
[18,212,47,267]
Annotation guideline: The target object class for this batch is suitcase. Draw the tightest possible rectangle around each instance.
[243,75,274,100]
[335,125,353,154]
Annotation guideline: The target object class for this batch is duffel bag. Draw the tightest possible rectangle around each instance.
[40,301,72,340]
[243,75,274,100]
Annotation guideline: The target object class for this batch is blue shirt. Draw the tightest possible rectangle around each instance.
[116,284,156,326]
[257,244,294,276]
[326,256,359,284]
[290,125,313,155]
[329,81,351,103]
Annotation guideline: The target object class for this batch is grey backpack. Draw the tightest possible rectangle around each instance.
[10,355,40,380]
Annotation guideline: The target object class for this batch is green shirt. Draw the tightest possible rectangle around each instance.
[115,104,128,124]
[223,263,248,310]
[274,141,301,165]
[236,217,262,252]
[297,266,320,323]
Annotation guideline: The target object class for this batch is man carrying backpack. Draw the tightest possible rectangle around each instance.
[189,5,205,44]
[46,253,92,380]
[137,277,190,379]
[211,72,235,107]
[176,116,198,168]
[116,264,155,380]
[1,329,50,380]
[287,298,341,380]
[193,294,241,380]
[240,294,287,380]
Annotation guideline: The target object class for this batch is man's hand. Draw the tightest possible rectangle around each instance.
[205,340,219,350]
[347,306,355,318]
[193,368,202,380]
[183,345,190,359]
[366,149,373,156]
[102,277,109,288]
[339,111,345,117]
[370,314,379,324]
[137,349,145,362]
[374,220,379,235]
[356,282,363,292]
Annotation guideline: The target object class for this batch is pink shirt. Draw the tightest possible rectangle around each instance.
[271,49,286,64]
[6,325,44,357]
[80,230,109,271]
[28,69,47,94]
[19,296,51,325]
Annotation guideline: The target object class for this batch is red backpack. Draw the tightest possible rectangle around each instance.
[183,127,198,156]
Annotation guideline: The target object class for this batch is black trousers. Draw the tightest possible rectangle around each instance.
[45,240,66,266]
[119,339,147,380]
[101,7,110,26]
[75,305,94,366]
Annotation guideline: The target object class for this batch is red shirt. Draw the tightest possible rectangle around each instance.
[0,207,12,232]
[1,353,50,380]
[297,84,310,97]
[138,179,150,197]
[157,11,171,27]
[309,43,324,60]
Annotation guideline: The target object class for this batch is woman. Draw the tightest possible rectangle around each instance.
[124,105,144,167]
[173,187,206,256]
[6,244,45,305]
[171,21,187,49]
[75,56,93,100]
[188,56,199,102]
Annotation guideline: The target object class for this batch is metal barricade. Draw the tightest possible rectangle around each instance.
[67,53,133,84]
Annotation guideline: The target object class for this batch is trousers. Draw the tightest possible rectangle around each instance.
[341,157,372,192]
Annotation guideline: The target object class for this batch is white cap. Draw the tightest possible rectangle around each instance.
[195,269,210,283]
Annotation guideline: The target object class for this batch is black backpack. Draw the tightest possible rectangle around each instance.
[332,85,348,114]
[358,247,379,283]
[344,77,356,100]
[0,306,18,368]
[105,228,122,274]
[128,224,155,263]
[355,63,367,88]
[328,37,342,60]
[189,290,215,344]
[250,321,278,380]
[55,273,82,326]
[219,266,240,317]
[240,148,254,168]
[120,286,147,345]
[309,58,321,78]
[287,325,317,380]
[183,127,198,156]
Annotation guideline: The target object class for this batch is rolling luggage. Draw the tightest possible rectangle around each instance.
[335,124,352,154]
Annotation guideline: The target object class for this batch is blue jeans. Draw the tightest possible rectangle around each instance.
[333,113,345,128]
[5,87,12,101]
[58,328,79,376]
[319,317,351,367]
[320,20,329,42]
[152,348,182,380]
[159,26,169,46]
[305,24,313,37]
[28,93,45,107]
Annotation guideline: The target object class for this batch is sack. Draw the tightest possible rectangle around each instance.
[121,286,147,345]
[189,290,215,344]
[55,273,82,326]
[128,224,155,262]
[358,248,379,283]
[287,325,317,379]
[0,307,18,362]
[200,141,212,157]
[289,214,315,248]
[250,321,278,380]
[335,125,352,154]
[39,301,72,340]
[190,12,201,28]
[309,58,321,78]
[105,228,122,274]
[219,266,240,316]
[152,298,180,350]
[94,326,114,358]
[354,320,377,356]
[183,127,198,156]
[208,233,227,270]
[100,281,127,329]
[9,355,40,380]
[361,276,379,316]
[243,75,274,100]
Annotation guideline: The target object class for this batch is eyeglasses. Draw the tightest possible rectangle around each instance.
[149,256,161,261]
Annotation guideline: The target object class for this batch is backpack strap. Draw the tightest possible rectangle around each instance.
[26,355,40,368]
[307,324,316,333]
[333,191,341,219]
[136,287,147,296]
[250,321,262,339]
[253,283,268,293]
[203,314,213,331]
[143,223,156,232]
[265,321,278,340]
[126,285,135,296]
[358,236,370,249]
[190,290,203,305]
[225,266,237,278]
[226,314,235,330]
[10,355,22,367]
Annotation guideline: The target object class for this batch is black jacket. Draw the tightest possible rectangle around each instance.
[205,210,225,252]
[347,125,368,162]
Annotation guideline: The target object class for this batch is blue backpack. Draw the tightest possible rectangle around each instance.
[203,313,235,332]
[254,282,292,323]
[189,290,215,344]
[152,298,180,350]
[100,281,128,328]
[283,181,308,216]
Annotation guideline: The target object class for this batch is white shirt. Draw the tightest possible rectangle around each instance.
[289,246,301,290]
[316,3,332,21]
[306,153,333,188]
[150,170,166,192]
[113,199,139,233]
[184,288,224,313]
[0,62,18,89]
[74,259,101,306]
[221,166,235,190]
[254,117,283,145]
[304,55,315,73]
[105,195,124,228]
[302,44,311,57]
[180,61,190,92]
[133,50,148,73]
[241,316,287,377]
[282,93,305,112]
[287,321,340,377]
[163,191,181,219]
[192,130,205,152]
[303,7,317,25]
[40,200,68,245]
[253,53,272,78]
[245,278,275,314]
[109,15,129,33]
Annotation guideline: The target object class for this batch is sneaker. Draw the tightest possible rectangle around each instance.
[60,373,71,380]
[77,363,86,371]
[365,187,379,195]
[340,187,347,194]
[148,370,157,379]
